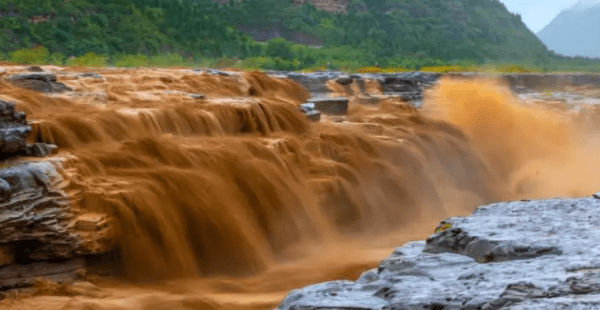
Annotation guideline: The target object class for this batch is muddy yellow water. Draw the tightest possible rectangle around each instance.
[0,68,599,310]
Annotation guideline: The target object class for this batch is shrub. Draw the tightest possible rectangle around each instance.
[210,57,239,69]
[114,54,150,67]
[237,57,276,70]
[149,53,185,67]
[48,52,65,65]
[68,52,106,67]
[9,46,49,64]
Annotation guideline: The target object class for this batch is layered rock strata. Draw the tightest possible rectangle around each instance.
[277,195,600,309]
[0,100,55,159]
[0,97,113,292]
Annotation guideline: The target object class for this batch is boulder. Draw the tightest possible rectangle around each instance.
[77,73,104,79]
[307,97,349,116]
[335,75,354,85]
[0,100,56,159]
[423,227,561,263]
[299,103,321,122]
[7,73,72,93]
[190,94,206,100]
[277,196,600,310]
[27,66,44,72]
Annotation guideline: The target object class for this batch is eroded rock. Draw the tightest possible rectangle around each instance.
[0,161,115,290]
[0,258,84,290]
[0,100,56,159]
[299,103,321,122]
[7,73,72,93]
[276,196,600,310]
[423,227,561,263]
[307,97,349,115]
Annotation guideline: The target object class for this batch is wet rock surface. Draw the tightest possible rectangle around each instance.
[270,71,438,105]
[306,97,349,116]
[0,161,115,289]
[299,103,321,122]
[277,196,600,310]
[0,96,112,291]
[0,258,85,289]
[0,100,55,159]
[7,73,72,93]
[268,71,600,109]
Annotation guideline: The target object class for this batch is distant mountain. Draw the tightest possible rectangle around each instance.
[571,0,600,11]
[537,1,600,58]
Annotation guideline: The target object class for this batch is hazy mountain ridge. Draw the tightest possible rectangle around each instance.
[571,0,600,11]
[538,1,600,58]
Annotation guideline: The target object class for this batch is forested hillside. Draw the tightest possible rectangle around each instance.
[0,0,591,70]
[221,0,549,61]
[0,0,261,58]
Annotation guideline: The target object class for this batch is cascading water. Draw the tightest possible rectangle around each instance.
[1,68,599,310]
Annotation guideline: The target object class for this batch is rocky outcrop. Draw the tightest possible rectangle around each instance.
[0,258,85,290]
[306,97,348,116]
[299,103,321,121]
[276,195,600,310]
[0,100,55,159]
[274,71,439,108]
[271,72,600,109]
[0,161,115,290]
[0,98,113,291]
[7,73,72,93]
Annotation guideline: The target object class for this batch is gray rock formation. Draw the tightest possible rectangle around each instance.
[299,103,321,122]
[7,73,72,93]
[277,195,600,310]
[270,71,600,106]
[77,72,104,79]
[0,99,112,291]
[0,161,115,289]
[0,100,55,159]
[307,97,349,116]
[0,258,85,290]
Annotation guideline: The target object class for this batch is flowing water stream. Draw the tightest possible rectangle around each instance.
[1,68,599,310]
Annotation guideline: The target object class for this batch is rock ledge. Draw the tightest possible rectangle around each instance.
[277,196,600,310]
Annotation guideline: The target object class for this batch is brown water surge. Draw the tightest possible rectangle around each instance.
[422,77,600,199]
[0,70,596,310]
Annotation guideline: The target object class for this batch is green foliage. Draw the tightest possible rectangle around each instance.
[239,57,277,70]
[266,38,294,60]
[149,53,186,67]
[9,46,49,64]
[48,52,65,65]
[114,54,150,67]
[68,52,106,67]
[1,0,600,72]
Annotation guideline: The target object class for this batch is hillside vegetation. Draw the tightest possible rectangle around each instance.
[0,0,599,71]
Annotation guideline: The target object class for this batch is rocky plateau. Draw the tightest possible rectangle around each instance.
[277,195,600,310]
